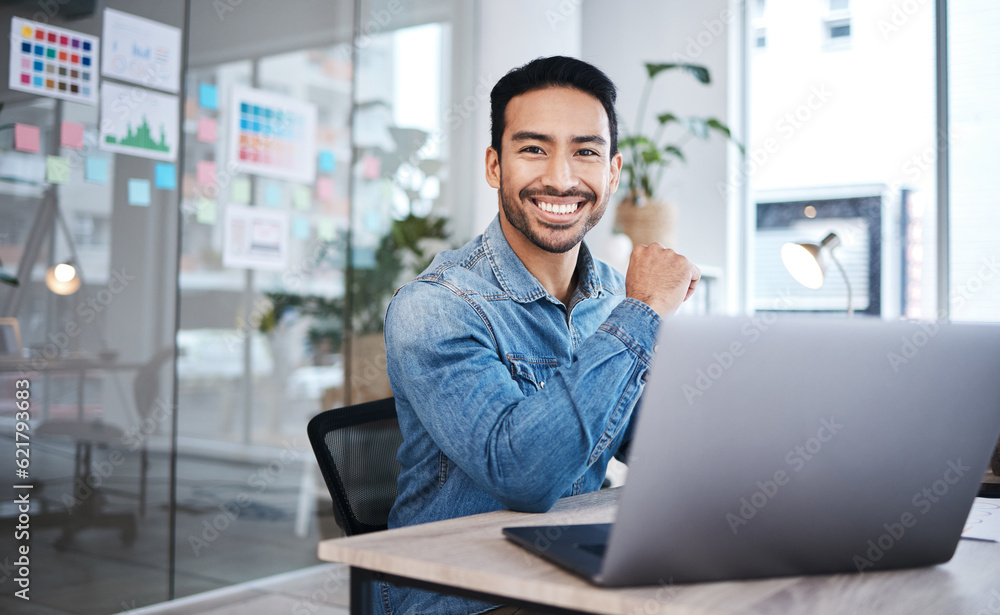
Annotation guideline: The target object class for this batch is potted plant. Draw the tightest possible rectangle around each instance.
[615,62,742,249]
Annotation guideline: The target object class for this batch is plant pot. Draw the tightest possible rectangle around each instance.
[349,332,393,404]
[614,191,677,249]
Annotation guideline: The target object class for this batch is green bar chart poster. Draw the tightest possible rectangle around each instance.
[100,81,179,161]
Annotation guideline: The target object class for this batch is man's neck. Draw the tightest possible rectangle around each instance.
[499,216,581,307]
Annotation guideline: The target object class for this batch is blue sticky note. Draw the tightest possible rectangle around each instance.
[128,179,151,206]
[319,150,336,173]
[292,216,310,239]
[85,157,109,184]
[154,163,177,190]
[352,247,376,269]
[265,183,282,207]
[199,83,218,110]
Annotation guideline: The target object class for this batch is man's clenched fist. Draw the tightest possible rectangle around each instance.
[626,243,700,318]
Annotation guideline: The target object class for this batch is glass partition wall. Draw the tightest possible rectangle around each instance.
[0,0,474,612]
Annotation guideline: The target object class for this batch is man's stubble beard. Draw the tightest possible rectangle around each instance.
[498,171,609,255]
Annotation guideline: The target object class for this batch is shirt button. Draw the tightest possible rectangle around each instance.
[654,344,659,352]
[539,381,545,388]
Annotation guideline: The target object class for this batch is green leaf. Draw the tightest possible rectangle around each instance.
[706,118,745,153]
[662,145,685,163]
[686,117,709,139]
[641,148,662,164]
[644,62,711,84]
[656,112,681,126]
[705,118,733,139]
[619,135,653,149]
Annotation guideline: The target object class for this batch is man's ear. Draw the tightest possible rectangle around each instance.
[609,150,624,194]
[485,147,501,189]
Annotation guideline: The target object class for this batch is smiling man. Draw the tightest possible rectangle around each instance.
[382,56,700,615]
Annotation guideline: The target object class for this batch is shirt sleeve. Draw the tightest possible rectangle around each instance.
[384,279,661,512]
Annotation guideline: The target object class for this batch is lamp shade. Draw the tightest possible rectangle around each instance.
[780,232,842,291]
[780,242,825,289]
[45,262,81,295]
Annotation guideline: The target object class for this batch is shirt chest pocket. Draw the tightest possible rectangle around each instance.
[507,353,559,396]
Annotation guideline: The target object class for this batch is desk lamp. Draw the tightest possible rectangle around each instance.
[45,261,81,295]
[44,200,84,295]
[780,232,853,317]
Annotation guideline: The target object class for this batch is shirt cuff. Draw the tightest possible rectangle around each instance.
[598,298,662,366]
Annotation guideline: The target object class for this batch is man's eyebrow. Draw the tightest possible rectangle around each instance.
[511,131,553,142]
[572,134,607,146]
[509,131,608,147]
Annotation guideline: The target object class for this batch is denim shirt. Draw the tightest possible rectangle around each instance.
[381,216,661,615]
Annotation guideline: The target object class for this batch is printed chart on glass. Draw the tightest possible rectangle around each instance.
[228,86,317,184]
[100,81,179,161]
[222,204,290,271]
[101,8,182,93]
[8,17,100,105]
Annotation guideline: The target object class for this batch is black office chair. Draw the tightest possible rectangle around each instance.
[307,397,403,536]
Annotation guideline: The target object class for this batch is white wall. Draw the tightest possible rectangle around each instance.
[465,0,738,311]
[471,0,583,234]
[581,0,737,302]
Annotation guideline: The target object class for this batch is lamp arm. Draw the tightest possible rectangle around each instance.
[829,248,853,318]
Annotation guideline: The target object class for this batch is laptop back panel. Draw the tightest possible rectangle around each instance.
[596,317,1000,586]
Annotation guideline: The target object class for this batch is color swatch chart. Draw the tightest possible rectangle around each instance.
[228,86,317,184]
[9,17,99,105]
[237,102,300,168]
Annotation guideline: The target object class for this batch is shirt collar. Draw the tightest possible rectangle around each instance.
[482,215,604,304]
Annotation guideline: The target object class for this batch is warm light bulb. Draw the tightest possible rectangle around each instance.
[781,243,824,289]
[46,262,81,295]
[54,263,76,282]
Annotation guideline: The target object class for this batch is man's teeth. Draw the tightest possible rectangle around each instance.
[536,201,579,214]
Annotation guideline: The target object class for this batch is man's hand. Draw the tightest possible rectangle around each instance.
[625,243,701,318]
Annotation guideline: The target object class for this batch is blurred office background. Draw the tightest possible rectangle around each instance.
[0,0,996,613]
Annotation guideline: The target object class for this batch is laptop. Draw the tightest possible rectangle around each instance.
[503,316,1000,586]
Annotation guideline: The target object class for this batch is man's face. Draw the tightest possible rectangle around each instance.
[486,87,622,254]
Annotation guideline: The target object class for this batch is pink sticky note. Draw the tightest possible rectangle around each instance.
[61,121,85,150]
[197,160,217,186]
[14,124,41,153]
[362,156,381,179]
[197,117,218,143]
[317,177,334,202]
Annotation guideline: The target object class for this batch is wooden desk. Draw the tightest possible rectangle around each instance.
[318,488,1000,615]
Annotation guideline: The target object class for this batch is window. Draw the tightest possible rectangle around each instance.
[748,0,934,318]
[828,22,851,39]
[754,0,767,49]
[823,0,851,48]
[755,191,880,315]
[948,0,1000,322]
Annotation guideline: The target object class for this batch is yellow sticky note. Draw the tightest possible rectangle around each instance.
[196,198,217,224]
[46,156,70,184]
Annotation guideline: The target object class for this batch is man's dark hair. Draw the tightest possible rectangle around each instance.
[490,56,618,158]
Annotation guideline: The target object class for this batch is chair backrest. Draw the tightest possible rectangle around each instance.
[307,397,403,536]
